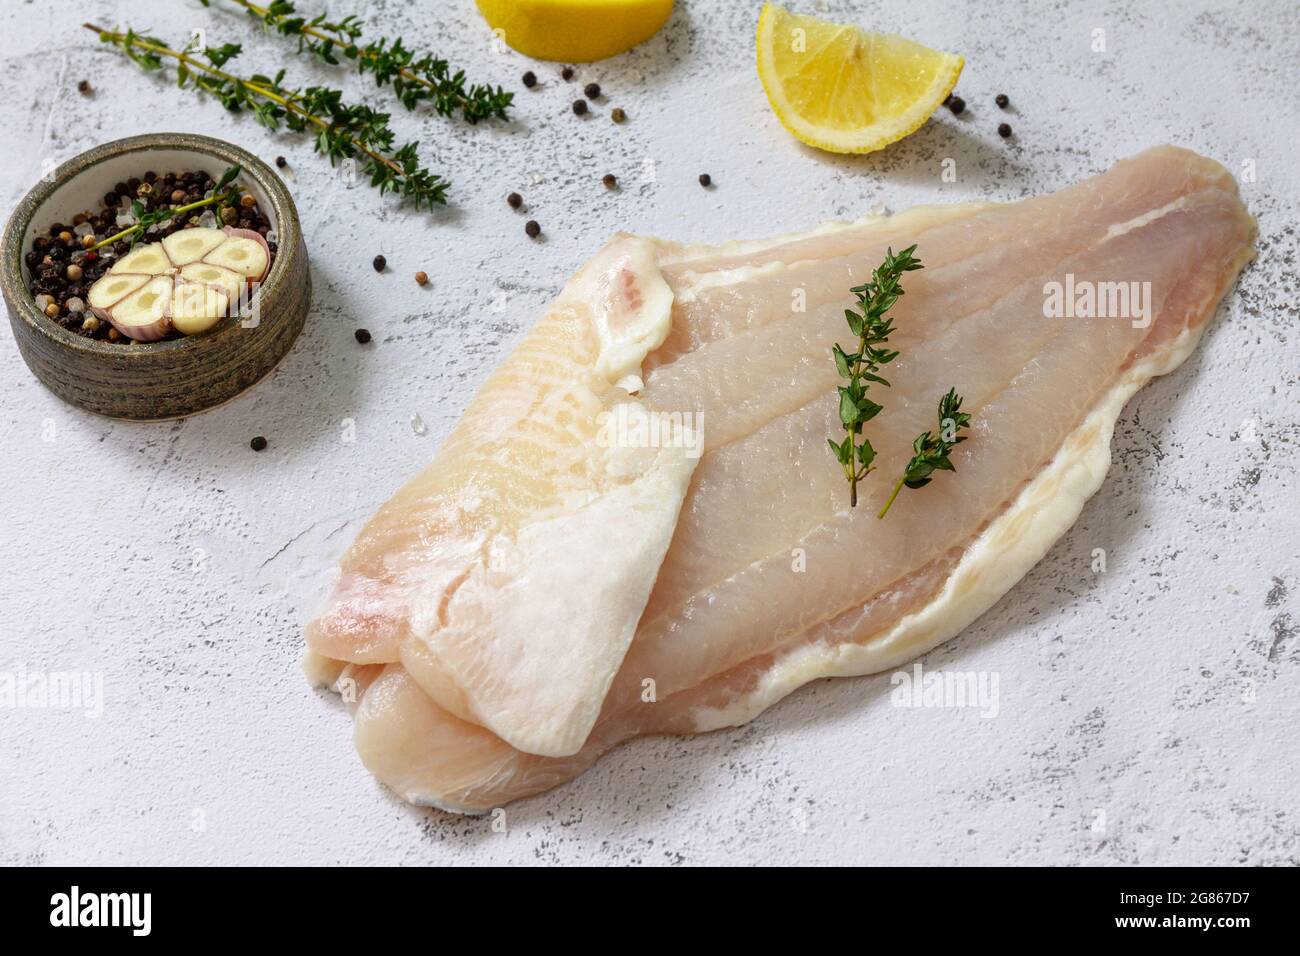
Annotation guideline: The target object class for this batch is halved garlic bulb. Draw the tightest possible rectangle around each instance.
[87,227,271,342]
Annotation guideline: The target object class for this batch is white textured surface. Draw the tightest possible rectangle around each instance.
[2,0,1298,866]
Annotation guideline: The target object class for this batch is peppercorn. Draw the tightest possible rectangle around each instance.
[136,182,153,199]
[81,234,96,249]
[240,194,256,209]
[58,231,73,244]
[523,71,537,88]
[998,122,1012,138]
[561,66,575,81]
[107,327,121,343]
[44,302,59,318]
[81,315,99,333]
[572,99,588,116]
[355,328,372,344]
[144,171,157,183]
[275,156,287,168]
[77,79,93,95]
[947,96,965,115]
[525,220,541,238]
[995,93,1009,108]
[373,254,386,272]
[250,436,268,452]
[171,189,186,203]
[415,271,428,286]
[611,107,626,123]
[66,263,83,282]
[584,82,601,100]
[698,173,712,187]
[103,192,119,207]
[602,174,617,189]
[507,192,523,209]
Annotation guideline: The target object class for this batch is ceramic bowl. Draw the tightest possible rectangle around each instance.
[1,132,310,420]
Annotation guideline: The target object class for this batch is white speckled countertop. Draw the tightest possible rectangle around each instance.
[1,0,1297,866]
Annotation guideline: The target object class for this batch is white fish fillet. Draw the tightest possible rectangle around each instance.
[305,146,1255,812]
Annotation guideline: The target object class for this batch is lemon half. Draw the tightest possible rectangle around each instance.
[756,2,963,154]
[477,0,673,63]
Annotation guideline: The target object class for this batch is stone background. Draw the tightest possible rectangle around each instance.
[1,0,1296,865]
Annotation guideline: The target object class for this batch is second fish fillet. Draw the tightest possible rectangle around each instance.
[305,145,1255,812]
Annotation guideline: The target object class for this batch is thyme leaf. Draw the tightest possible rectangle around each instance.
[205,0,513,123]
[85,23,450,210]
[828,244,921,507]
[877,388,972,519]
[88,164,243,253]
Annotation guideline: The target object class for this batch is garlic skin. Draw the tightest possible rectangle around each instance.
[84,226,271,342]
[98,275,174,342]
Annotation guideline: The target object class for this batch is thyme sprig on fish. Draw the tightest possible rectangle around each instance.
[878,388,972,519]
[827,244,920,507]
[84,24,449,209]
[204,0,513,123]
[87,165,242,253]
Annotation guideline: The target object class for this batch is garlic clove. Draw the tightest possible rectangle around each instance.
[179,262,246,304]
[106,276,175,342]
[109,243,171,275]
[205,228,270,280]
[162,227,228,266]
[169,281,230,336]
[87,272,150,311]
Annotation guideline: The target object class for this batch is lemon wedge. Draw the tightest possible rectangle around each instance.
[755,2,963,154]
[477,0,673,63]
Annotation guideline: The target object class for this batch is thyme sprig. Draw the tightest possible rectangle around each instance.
[827,244,921,507]
[878,388,972,519]
[88,165,242,253]
[84,24,449,209]
[205,0,513,123]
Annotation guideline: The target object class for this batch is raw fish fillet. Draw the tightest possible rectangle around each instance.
[305,146,1255,812]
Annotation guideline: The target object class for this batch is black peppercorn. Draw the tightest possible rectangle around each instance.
[523,71,537,88]
[561,66,575,81]
[525,220,541,238]
[77,79,93,95]
[998,122,1012,138]
[698,173,712,187]
[355,328,372,344]
[584,82,601,100]
[275,156,287,168]
[947,96,965,115]
[372,254,386,272]
[995,93,1009,108]
[602,174,617,189]
[250,436,268,452]
[572,99,588,116]
[507,192,523,209]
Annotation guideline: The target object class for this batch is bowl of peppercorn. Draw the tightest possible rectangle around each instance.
[1,132,310,420]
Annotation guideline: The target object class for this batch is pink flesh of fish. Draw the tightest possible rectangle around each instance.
[305,146,1255,813]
